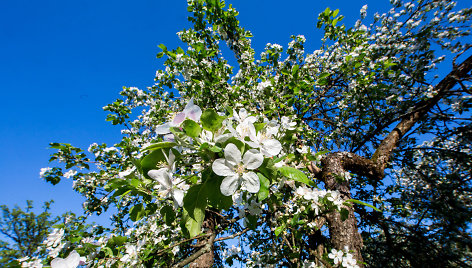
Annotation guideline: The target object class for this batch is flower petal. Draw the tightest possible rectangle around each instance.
[172,189,184,207]
[163,134,175,142]
[168,150,176,167]
[64,251,81,267]
[51,251,81,268]
[245,116,257,124]
[215,133,232,144]
[261,139,282,157]
[242,149,264,170]
[51,258,67,268]
[173,112,186,125]
[148,169,172,189]
[220,175,241,196]
[242,172,260,193]
[184,98,202,122]
[239,108,248,121]
[212,159,235,177]
[155,123,171,135]
[232,108,241,122]
[224,143,242,166]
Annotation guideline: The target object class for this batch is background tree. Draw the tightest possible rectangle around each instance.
[38,0,472,267]
[0,201,97,268]
[0,200,54,267]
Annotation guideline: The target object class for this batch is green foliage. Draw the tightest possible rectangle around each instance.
[278,166,314,187]
[200,109,225,132]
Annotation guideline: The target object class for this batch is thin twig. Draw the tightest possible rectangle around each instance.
[214,228,249,242]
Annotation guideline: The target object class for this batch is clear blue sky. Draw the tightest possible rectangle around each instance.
[0,0,389,221]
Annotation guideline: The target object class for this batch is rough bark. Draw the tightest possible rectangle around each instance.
[321,153,365,265]
[190,215,217,268]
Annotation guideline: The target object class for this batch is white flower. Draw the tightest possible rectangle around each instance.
[39,167,52,178]
[50,250,85,268]
[222,245,241,259]
[342,253,359,268]
[103,147,118,153]
[118,167,136,178]
[256,80,271,91]
[19,257,43,268]
[296,145,309,154]
[197,129,232,146]
[155,98,202,135]
[248,126,282,157]
[172,246,180,255]
[147,150,187,207]
[233,120,256,140]
[63,170,77,179]
[212,143,263,196]
[18,257,29,263]
[44,228,64,248]
[232,108,256,124]
[328,248,344,265]
[228,108,258,140]
[281,116,296,130]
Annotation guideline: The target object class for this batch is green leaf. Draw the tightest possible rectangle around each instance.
[129,178,141,188]
[290,214,300,226]
[143,142,177,151]
[184,184,207,221]
[204,170,233,211]
[209,145,222,152]
[275,225,285,237]
[340,208,349,221]
[314,150,329,157]
[182,119,202,138]
[319,72,330,79]
[141,148,179,179]
[200,109,224,132]
[292,64,299,75]
[109,236,127,247]
[317,78,328,86]
[257,173,270,201]
[254,123,266,132]
[183,184,208,237]
[345,199,381,212]
[278,166,313,186]
[160,205,175,226]
[129,204,144,221]
[158,44,167,51]
[332,9,339,18]
[258,158,278,181]
[323,7,331,16]
[183,209,202,238]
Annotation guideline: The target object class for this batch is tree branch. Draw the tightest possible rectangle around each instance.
[214,228,249,242]
[372,54,472,173]
[175,233,216,268]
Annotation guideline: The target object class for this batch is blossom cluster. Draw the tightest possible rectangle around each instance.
[328,248,359,268]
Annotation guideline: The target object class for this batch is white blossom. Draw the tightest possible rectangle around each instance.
[212,143,263,196]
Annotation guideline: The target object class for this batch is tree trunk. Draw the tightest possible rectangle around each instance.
[321,153,364,266]
[190,215,217,268]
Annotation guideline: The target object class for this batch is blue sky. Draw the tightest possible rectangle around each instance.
[0,0,389,221]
